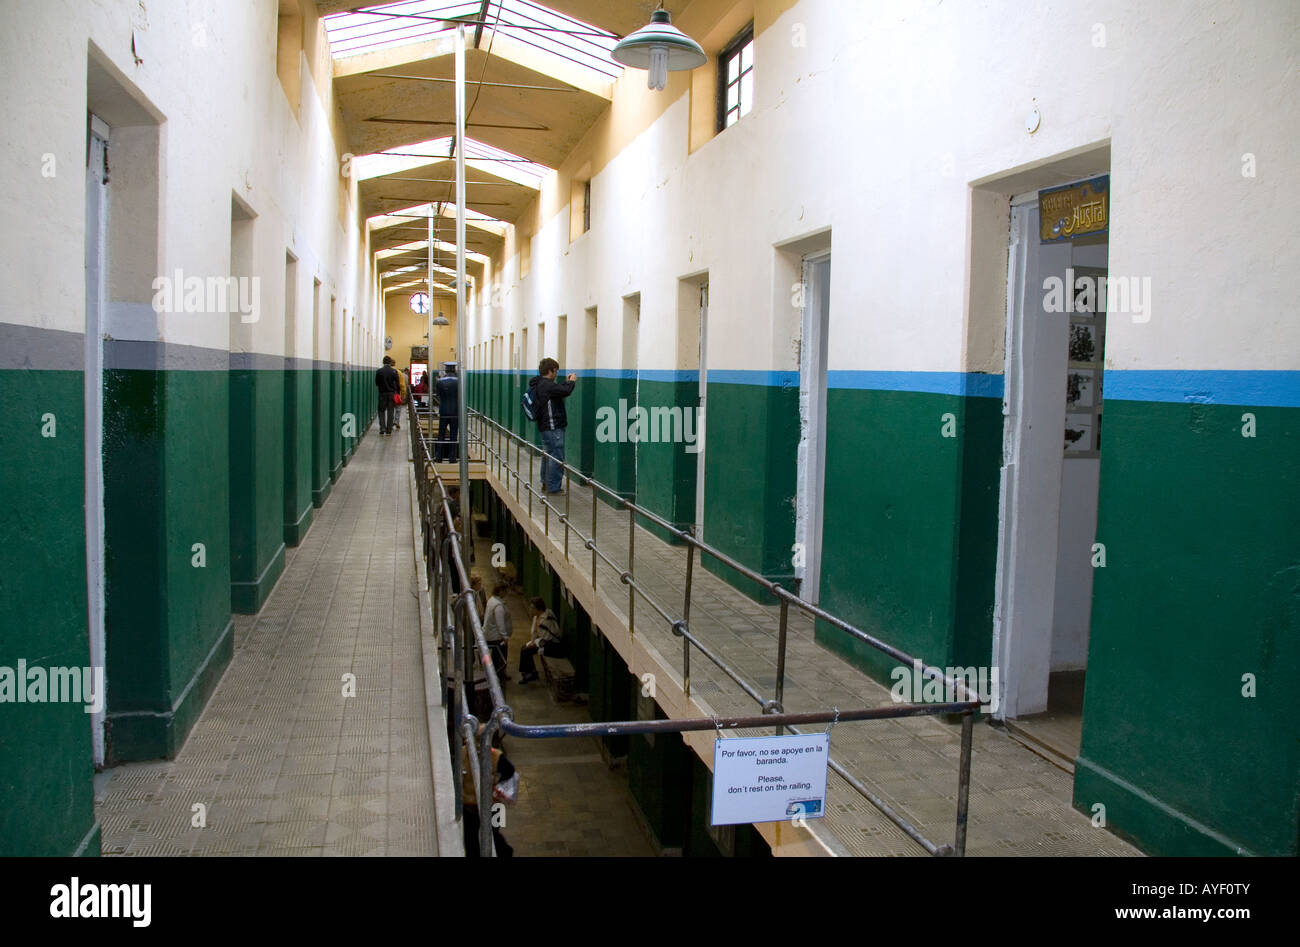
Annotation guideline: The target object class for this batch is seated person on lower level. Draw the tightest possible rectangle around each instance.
[518,597,564,684]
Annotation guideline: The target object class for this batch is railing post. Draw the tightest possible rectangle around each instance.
[683,536,694,699]
[478,721,496,857]
[563,475,571,561]
[448,589,463,822]
[954,710,974,857]
[776,597,789,736]
[627,503,635,637]
[590,480,598,589]
[528,445,534,519]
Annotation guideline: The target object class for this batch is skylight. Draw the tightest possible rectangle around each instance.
[368,201,509,238]
[325,0,622,81]
[354,136,550,188]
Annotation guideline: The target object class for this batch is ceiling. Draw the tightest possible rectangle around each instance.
[335,47,610,173]
[325,2,692,300]
[315,1,692,38]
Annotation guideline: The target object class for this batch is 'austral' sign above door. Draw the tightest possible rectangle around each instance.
[1040,175,1109,243]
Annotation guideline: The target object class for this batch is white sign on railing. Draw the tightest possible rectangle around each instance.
[711,732,830,826]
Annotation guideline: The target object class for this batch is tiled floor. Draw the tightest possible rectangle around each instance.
[476,419,1141,857]
[95,427,436,856]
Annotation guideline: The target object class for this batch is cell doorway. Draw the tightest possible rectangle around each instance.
[994,177,1110,769]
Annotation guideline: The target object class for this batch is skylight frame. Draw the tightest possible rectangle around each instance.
[324,0,623,83]
[354,136,551,188]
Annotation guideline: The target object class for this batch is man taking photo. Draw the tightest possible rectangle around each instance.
[528,358,576,495]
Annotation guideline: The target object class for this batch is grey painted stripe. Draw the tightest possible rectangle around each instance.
[230,352,286,372]
[103,340,360,373]
[0,322,84,371]
[103,339,226,371]
[0,327,371,373]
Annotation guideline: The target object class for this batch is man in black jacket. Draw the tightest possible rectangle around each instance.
[529,358,576,494]
[375,356,401,435]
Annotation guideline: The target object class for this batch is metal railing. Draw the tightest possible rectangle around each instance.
[409,399,981,857]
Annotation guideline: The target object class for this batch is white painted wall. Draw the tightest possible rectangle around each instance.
[0,0,374,364]
[468,0,1299,378]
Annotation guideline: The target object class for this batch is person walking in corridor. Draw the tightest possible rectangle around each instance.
[436,362,460,462]
[394,366,409,431]
[528,358,576,495]
[375,356,401,436]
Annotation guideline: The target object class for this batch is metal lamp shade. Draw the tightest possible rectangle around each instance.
[611,10,706,72]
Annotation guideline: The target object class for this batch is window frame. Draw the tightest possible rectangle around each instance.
[716,24,755,133]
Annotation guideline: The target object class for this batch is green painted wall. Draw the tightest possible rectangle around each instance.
[283,366,314,545]
[1,332,375,854]
[229,364,285,613]
[312,365,331,507]
[329,368,342,483]
[571,373,597,478]
[815,389,1001,682]
[633,378,698,544]
[1075,398,1300,856]
[700,380,799,602]
[0,366,97,856]
[104,366,234,763]
[591,374,638,502]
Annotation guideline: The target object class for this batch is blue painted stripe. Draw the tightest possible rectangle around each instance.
[827,371,1004,398]
[469,366,1004,395]
[706,370,800,387]
[1105,370,1300,408]
[468,367,1300,406]
[638,369,698,383]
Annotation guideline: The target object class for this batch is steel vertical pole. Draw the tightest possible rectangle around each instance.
[455,23,470,577]
[427,210,434,435]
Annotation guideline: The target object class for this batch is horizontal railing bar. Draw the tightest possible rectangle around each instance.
[498,701,980,739]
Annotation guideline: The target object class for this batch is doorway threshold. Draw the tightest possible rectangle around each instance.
[1006,718,1078,774]
[1006,671,1085,774]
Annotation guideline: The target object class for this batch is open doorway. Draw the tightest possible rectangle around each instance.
[674,273,708,537]
[85,114,109,767]
[695,282,708,537]
[795,254,830,605]
[995,176,1110,767]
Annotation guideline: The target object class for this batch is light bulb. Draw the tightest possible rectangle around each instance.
[648,45,668,91]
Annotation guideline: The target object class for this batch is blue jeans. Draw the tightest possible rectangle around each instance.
[540,427,565,493]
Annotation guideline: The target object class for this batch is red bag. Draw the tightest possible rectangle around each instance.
[392,393,402,404]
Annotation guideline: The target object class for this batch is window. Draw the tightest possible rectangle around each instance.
[717,26,754,131]
[583,180,592,233]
